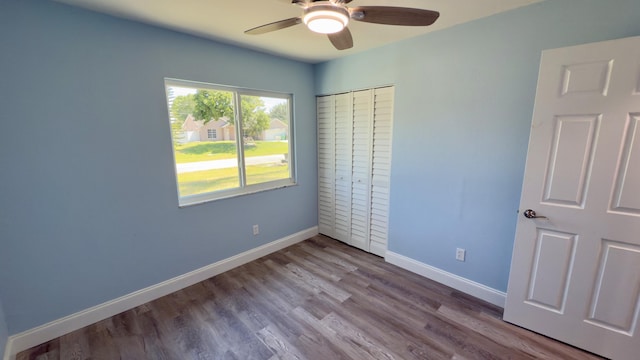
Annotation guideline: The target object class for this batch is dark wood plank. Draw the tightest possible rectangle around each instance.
[17,235,604,360]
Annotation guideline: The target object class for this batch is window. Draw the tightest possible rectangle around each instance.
[164,78,295,206]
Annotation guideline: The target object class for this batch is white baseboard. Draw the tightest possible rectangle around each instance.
[3,226,318,360]
[385,251,506,308]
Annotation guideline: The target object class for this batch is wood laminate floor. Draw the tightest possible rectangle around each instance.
[18,235,602,360]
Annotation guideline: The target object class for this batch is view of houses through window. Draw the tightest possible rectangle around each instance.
[165,79,294,206]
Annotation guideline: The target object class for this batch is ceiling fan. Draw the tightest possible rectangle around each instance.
[245,0,440,50]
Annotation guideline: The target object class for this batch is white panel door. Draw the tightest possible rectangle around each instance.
[504,36,640,360]
[317,96,335,238]
[369,87,394,257]
[350,89,373,251]
[333,93,353,244]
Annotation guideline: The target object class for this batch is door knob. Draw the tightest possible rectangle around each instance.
[523,209,548,219]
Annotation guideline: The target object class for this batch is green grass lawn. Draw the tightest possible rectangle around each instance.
[174,141,288,163]
[177,164,290,196]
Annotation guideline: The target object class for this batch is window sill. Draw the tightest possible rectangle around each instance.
[177,180,297,207]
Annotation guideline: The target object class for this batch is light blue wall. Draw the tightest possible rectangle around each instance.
[0,0,316,333]
[315,0,640,291]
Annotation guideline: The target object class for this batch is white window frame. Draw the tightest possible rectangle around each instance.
[207,129,217,139]
[165,78,296,207]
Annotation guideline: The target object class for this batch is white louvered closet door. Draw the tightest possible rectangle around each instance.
[369,87,394,256]
[317,86,394,256]
[350,90,373,251]
[333,93,353,244]
[317,96,335,238]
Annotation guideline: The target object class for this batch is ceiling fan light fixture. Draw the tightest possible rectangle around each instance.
[303,6,349,34]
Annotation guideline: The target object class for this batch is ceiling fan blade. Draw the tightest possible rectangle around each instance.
[327,27,353,50]
[245,17,302,35]
[350,6,440,26]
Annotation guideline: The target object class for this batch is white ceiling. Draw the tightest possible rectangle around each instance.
[53,0,543,63]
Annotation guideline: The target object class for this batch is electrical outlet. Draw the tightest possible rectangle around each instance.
[456,248,466,262]
[252,224,259,235]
